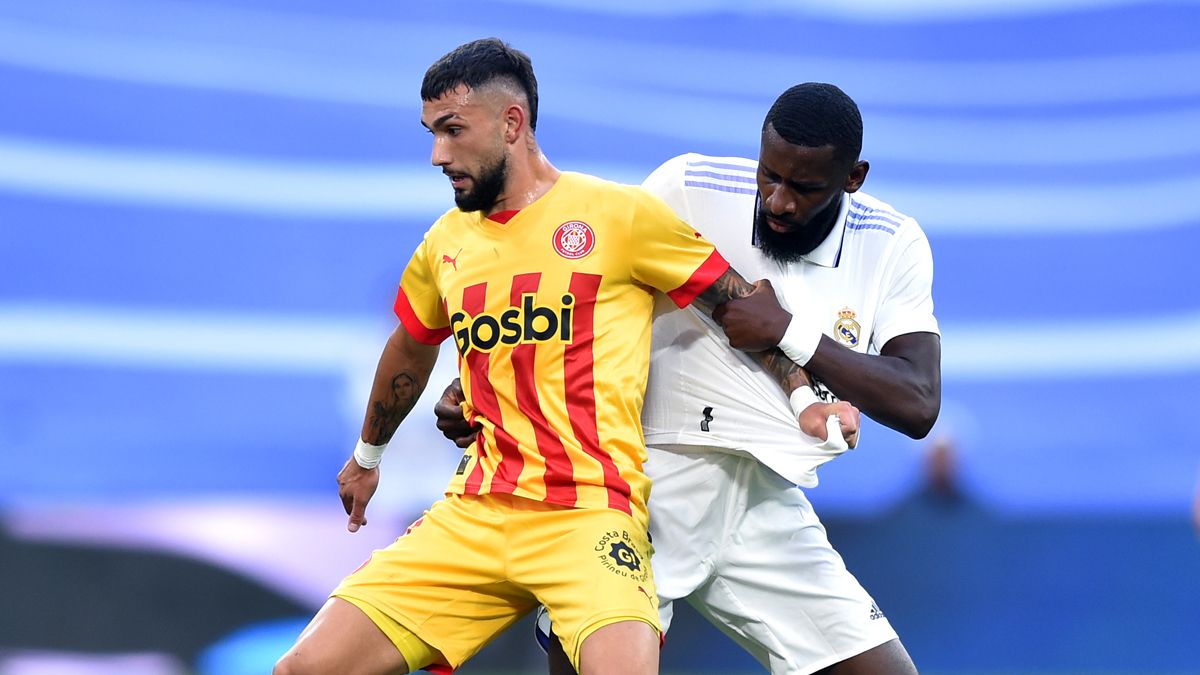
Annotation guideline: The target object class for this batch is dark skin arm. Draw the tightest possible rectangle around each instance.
[337,323,439,532]
[714,279,941,439]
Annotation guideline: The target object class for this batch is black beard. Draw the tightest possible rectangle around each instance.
[454,153,509,213]
[753,193,841,264]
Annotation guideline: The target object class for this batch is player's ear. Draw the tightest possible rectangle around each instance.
[844,160,869,194]
[503,104,525,144]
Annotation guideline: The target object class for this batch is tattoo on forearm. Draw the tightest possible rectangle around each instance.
[755,348,813,392]
[366,372,420,444]
[693,269,753,314]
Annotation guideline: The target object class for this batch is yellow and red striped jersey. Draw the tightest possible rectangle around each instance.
[394,171,727,522]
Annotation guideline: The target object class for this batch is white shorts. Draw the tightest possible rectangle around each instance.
[646,444,898,675]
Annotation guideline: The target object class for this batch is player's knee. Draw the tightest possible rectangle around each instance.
[272,654,299,675]
[272,652,315,675]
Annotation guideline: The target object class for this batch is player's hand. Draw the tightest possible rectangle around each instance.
[712,279,792,352]
[797,400,861,449]
[337,458,379,533]
[434,378,481,448]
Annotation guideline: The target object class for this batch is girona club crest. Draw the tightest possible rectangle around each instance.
[552,220,596,260]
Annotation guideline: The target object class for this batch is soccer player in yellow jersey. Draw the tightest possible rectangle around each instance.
[274,39,835,675]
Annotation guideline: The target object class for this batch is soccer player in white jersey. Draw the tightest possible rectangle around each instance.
[437,82,940,674]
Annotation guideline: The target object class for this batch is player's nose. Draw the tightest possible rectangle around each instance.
[763,187,795,216]
[430,136,452,167]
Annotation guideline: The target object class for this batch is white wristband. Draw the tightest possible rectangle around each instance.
[353,438,388,469]
[777,313,824,367]
[788,385,820,420]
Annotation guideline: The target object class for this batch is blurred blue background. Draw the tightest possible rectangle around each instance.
[1,0,1197,673]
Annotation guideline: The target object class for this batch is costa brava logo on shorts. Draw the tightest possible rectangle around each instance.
[552,220,596,260]
[450,294,575,356]
[595,530,649,582]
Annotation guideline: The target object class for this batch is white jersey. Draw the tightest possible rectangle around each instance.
[640,153,940,487]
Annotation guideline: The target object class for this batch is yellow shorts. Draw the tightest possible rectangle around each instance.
[332,492,660,671]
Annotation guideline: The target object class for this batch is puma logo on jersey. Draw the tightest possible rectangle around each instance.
[700,406,714,432]
[442,248,462,271]
[637,585,655,606]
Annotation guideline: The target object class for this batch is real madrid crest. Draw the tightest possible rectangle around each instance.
[552,220,596,260]
[834,307,860,347]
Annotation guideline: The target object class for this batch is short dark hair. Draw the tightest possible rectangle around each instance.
[421,38,540,132]
[763,83,862,167]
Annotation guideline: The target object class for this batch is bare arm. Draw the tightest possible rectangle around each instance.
[716,281,940,438]
[360,323,441,445]
[338,322,439,532]
[691,268,813,395]
[805,331,941,438]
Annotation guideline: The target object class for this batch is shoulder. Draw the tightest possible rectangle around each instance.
[674,153,757,194]
[846,191,926,242]
[559,172,658,213]
[418,208,474,252]
[643,153,757,223]
[643,153,757,190]
[845,192,934,276]
[560,170,627,193]
[429,206,467,231]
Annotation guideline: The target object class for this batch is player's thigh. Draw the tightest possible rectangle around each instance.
[274,597,409,675]
[578,619,660,675]
[816,638,917,675]
[538,620,659,675]
[333,495,533,668]
[511,501,661,673]
[644,445,739,611]
[698,467,898,674]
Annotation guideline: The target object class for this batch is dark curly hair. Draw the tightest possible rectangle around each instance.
[763,83,862,168]
[421,38,540,132]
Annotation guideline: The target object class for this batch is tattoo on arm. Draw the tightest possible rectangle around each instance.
[693,268,753,314]
[757,348,813,394]
[366,372,420,445]
[692,268,812,392]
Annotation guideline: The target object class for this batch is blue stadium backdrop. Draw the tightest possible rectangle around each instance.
[1,1,1197,673]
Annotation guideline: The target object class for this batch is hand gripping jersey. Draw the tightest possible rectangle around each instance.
[640,154,940,487]
[395,172,729,521]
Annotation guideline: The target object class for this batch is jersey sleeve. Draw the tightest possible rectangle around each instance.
[871,224,940,352]
[628,185,729,308]
[393,234,452,345]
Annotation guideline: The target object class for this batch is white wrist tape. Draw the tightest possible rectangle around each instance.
[777,313,824,367]
[788,385,820,420]
[353,438,388,469]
